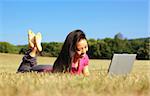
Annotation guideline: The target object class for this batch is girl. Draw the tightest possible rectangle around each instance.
[17,29,90,76]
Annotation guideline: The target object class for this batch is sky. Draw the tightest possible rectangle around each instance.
[0,0,149,45]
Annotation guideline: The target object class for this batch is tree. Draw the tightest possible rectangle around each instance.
[88,41,100,59]
[99,40,112,59]
[137,38,150,60]
[114,32,124,40]
[0,42,17,53]
[42,42,63,57]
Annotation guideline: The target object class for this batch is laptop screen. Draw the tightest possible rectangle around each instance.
[108,54,136,75]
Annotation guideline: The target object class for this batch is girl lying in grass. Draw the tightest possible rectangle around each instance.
[17,29,90,76]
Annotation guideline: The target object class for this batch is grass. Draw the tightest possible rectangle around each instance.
[0,53,150,96]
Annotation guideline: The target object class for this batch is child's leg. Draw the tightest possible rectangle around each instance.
[17,30,38,72]
[28,29,35,48]
[31,65,53,72]
[17,48,37,72]
[35,32,42,52]
[17,30,43,73]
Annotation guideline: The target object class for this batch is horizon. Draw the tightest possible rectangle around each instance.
[1,36,149,46]
[0,0,149,45]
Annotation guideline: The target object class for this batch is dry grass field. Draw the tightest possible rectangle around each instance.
[0,53,150,96]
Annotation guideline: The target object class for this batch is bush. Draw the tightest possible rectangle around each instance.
[0,42,18,53]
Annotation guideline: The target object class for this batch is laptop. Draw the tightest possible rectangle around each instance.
[108,54,136,75]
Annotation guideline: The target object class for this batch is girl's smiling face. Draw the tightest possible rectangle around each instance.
[75,39,88,58]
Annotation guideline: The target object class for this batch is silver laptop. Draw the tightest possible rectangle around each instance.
[108,54,136,75]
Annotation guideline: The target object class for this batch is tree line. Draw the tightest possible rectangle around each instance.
[0,34,149,60]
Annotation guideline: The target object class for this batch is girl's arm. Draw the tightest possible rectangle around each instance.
[83,65,90,76]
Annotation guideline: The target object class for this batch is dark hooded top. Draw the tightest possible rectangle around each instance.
[52,29,87,73]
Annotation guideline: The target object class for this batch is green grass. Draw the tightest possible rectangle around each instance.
[0,53,150,96]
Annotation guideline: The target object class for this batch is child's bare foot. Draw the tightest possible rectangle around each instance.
[35,32,42,52]
[28,29,35,48]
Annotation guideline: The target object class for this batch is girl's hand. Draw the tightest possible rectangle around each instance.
[83,66,90,76]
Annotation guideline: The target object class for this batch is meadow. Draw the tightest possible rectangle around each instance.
[0,53,149,96]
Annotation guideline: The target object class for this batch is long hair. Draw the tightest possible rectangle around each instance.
[52,29,87,73]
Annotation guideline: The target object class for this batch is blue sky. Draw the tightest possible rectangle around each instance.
[0,0,149,45]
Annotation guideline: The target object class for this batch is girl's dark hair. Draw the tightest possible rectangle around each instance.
[52,29,87,73]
